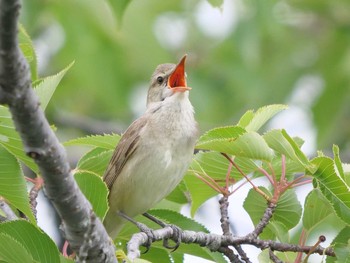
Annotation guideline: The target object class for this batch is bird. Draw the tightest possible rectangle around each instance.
[103,55,198,240]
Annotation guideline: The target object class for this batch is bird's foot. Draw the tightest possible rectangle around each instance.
[135,222,156,254]
[117,211,155,253]
[143,213,182,252]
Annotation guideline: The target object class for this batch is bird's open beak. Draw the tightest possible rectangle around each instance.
[168,55,191,92]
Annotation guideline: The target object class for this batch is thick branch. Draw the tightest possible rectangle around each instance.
[127,226,335,260]
[0,1,116,262]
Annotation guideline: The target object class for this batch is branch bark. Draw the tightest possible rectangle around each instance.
[0,1,116,262]
[127,226,335,261]
[0,197,18,221]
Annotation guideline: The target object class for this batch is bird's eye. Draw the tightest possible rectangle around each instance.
[156,76,164,84]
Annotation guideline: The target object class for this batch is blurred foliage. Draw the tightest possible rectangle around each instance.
[20,0,350,153]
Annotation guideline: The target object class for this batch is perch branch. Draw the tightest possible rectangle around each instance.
[127,226,335,260]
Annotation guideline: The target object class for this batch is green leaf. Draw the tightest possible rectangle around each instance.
[0,106,37,172]
[75,171,109,220]
[237,110,254,128]
[263,154,305,181]
[197,129,274,161]
[263,129,310,168]
[243,187,302,240]
[64,134,120,150]
[311,157,350,225]
[19,24,38,81]
[0,63,73,173]
[182,170,216,217]
[238,104,288,132]
[303,189,335,231]
[184,152,223,216]
[165,180,189,204]
[148,209,208,232]
[60,254,74,263]
[327,226,350,263]
[0,146,35,223]
[0,233,34,263]
[333,145,345,180]
[0,220,60,263]
[185,151,261,215]
[106,0,131,25]
[34,61,74,110]
[197,126,246,146]
[77,148,113,177]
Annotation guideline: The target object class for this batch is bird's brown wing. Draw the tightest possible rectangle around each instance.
[103,116,147,190]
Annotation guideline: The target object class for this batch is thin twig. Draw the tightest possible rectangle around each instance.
[218,246,242,263]
[248,201,277,239]
[269,249,283,263]
[222,153,270,200]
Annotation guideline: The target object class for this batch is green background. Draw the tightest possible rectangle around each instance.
[21,0,350,155]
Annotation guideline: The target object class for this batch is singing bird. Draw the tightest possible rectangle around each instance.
[103,55,198,239]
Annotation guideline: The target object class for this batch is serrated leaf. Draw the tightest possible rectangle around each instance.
[34,61,74,110]
[197,126,246,146]
[0,117,37,172]
[19,24,38,81]
[239,104,288,132]
[327,226,350,263]
[0,233,34,263]
[237,110,254,128]
[263,129,310,169]
[74,171,109,220]
[197,129,274,161]
[333,145,345,180]
[0,146,35,223]
[77,148,113,177]
[64,134,120,150]
[0,220,60,263]
[0,63,73,173]
[243,187,302,240]
[282,130,312,167]
[311,157,350,225]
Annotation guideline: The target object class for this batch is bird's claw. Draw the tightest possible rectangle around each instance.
[136,222,155,253]
[163,224,182,252]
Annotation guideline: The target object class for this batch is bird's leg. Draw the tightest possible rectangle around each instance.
[143,212,182,251]
[117,211,155,253]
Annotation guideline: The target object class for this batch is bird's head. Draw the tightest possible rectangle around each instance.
[147,55,191,106]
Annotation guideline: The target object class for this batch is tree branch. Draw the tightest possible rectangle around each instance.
[219,196,251,263]
[0,1,116,262]
[127,226,335,260]
[249,201,277,239]
[0,197,18,221]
